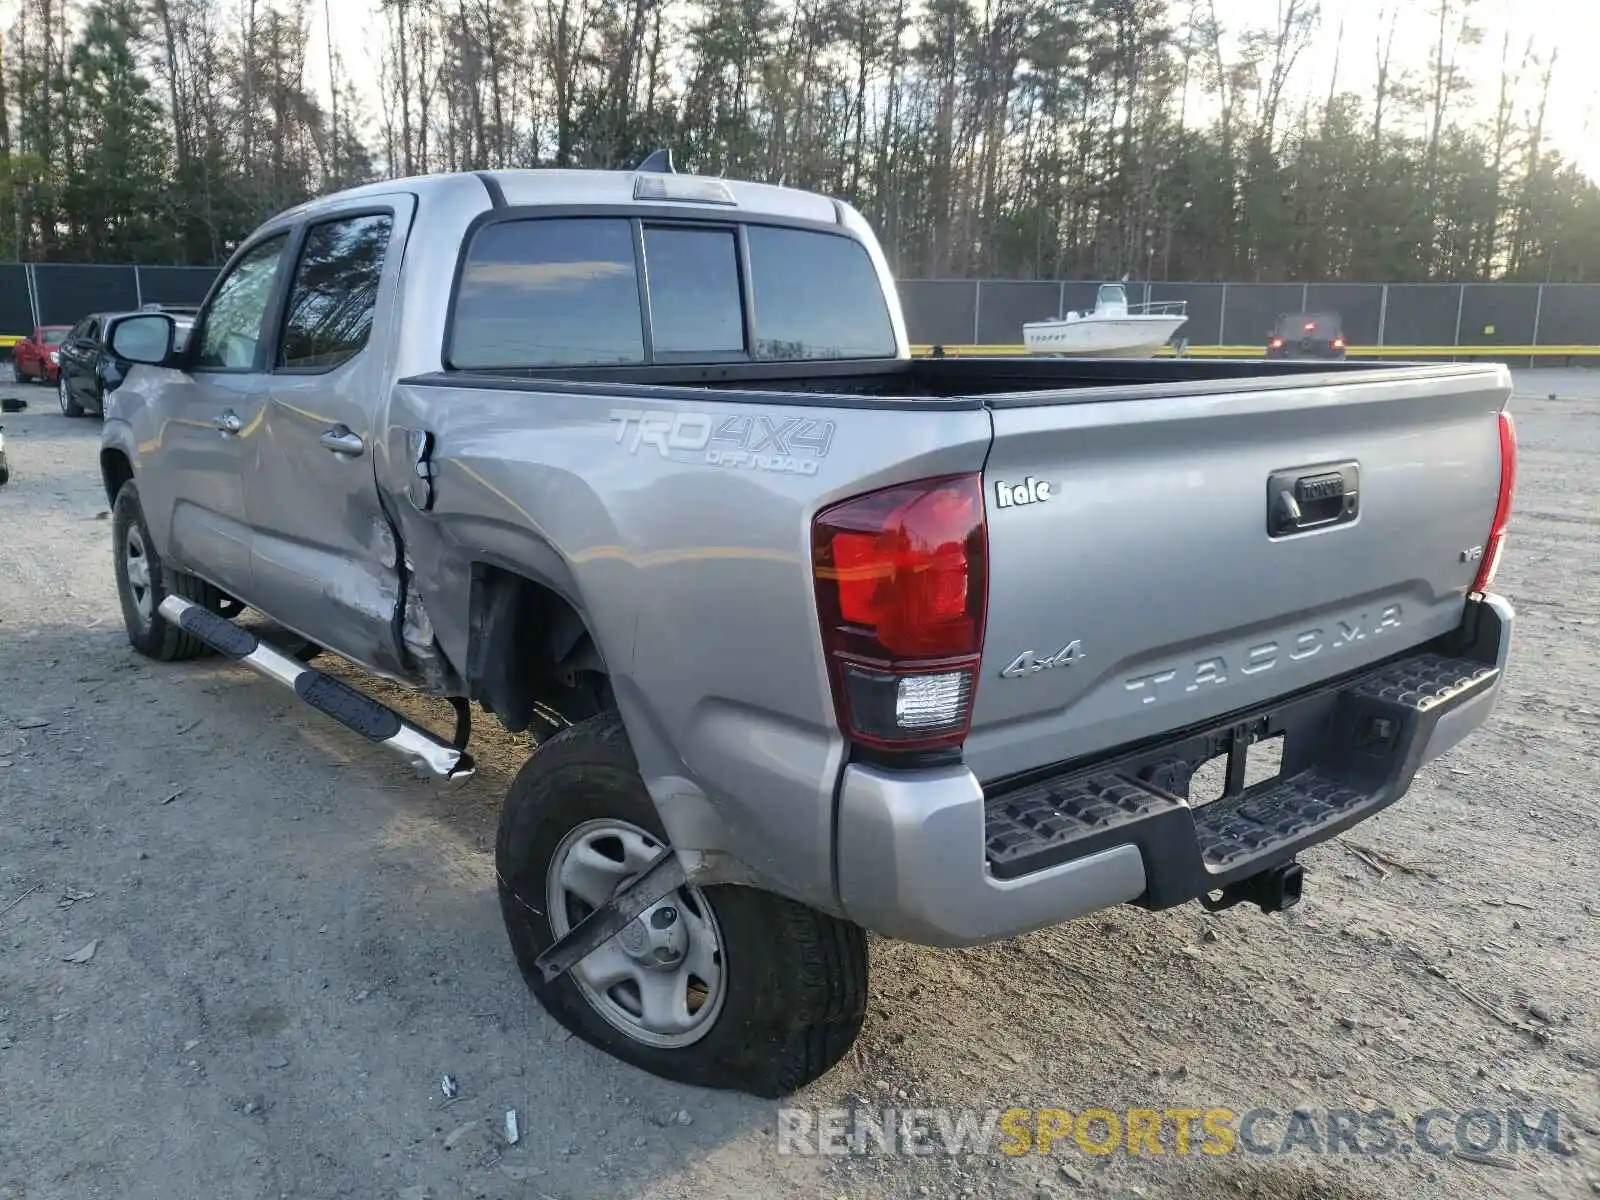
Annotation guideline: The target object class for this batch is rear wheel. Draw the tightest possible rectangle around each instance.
[496,712,868,1096]
[58,375,86,418]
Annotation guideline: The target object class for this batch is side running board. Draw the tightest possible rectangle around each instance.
[157,595,474,780]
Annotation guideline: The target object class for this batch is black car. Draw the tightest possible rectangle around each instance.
[1266,311,1346,360]
[56,309,194,418]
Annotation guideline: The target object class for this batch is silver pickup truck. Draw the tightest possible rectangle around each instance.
[98,158,1516,1097]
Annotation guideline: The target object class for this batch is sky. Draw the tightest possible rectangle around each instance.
[3,0,1596,181]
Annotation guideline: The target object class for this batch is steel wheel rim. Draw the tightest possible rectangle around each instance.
[58,376,68,414]
[123,523,154,628]
[545,818,727,1049]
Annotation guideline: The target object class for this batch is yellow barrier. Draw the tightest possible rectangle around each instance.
[912,344,1600,359]
[0,336,20,349]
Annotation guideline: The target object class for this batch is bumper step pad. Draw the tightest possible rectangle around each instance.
[983,649,1498,908]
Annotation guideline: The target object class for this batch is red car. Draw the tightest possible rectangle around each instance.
[13,325,72,384]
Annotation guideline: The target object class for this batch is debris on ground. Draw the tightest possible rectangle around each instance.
[440,1074,459,1100]
[0,884,41,918]
[62,939,99,964]
[504,1109,520,1145]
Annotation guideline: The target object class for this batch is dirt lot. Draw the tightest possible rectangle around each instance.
[0,368,1596,1200]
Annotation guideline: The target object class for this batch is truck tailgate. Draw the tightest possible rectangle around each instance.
[967,366,1511,783]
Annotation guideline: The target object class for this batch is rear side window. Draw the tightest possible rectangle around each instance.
[747,226,895,360]
[279,213,394,370]
[642,226,743,354]
[451,219,644,368]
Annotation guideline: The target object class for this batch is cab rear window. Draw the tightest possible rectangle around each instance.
[447,216,895,369]
[451,219,645,369]
[746,225,896,360]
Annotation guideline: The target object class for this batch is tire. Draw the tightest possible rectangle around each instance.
[58,374,86,418]
[496,712,867,1097]
[112,480,229,661]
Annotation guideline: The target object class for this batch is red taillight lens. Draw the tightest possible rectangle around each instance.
[1269,338,1284,349]
[813,474,988,751]
[1332,337,1345,349]
[1472,411,1517,594]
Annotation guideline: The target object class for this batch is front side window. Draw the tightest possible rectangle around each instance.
[41,328,67,346]
[642,226,743,355]
[451,218,644,369]
[196,233,290,370]
[746,226,895,360]
[279,214,394,370]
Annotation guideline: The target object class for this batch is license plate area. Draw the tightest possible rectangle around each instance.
[1123,699,1328,811]
[1188,733,1285,806]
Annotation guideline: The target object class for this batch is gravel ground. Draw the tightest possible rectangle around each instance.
[0,368,1596,1200]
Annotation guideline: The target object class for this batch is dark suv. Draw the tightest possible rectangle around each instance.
[56,309,195,418]
[1267,311,1346,360]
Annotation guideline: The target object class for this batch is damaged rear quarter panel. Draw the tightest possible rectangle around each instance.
[378,377,991,909]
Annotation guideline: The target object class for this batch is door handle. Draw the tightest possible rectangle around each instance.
[213,410,243,435]
[319,426,365,457]
[1266,462,1360,537]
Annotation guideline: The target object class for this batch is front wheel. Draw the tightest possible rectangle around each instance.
[58,375,86,418]
[112,480,230,661]
[496,712,868,1096]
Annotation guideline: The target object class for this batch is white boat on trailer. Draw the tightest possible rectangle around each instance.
[1022,283,1188,357]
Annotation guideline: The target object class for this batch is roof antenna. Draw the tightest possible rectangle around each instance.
[636,148,675,174]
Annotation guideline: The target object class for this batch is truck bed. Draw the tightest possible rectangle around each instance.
[412,355,1485,408]
[395,357,1510,790]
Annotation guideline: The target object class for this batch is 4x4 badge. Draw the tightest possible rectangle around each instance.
[1001,641,1085,679]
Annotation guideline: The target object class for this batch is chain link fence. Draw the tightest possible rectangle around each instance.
[1,264,219,345]
[898,279,1600,350]
[5,264,1599,355]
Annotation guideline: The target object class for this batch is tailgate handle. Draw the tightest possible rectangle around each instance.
[1268,462,1359,537]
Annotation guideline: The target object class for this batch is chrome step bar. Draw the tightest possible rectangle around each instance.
[157,595,474,780]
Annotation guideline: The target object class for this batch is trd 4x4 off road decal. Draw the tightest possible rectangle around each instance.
[610,409,836,477]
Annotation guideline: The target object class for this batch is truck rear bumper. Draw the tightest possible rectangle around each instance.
[836,594,1512,946]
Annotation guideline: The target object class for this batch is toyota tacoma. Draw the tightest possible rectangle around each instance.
[97,156,1516,1097]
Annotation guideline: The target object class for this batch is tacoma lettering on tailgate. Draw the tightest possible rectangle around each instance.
[1123,604,1404,706]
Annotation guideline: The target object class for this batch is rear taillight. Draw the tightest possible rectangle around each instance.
[1269,337,1284,349]
[1472,411,1517,594]
[812,474,988,752]
[1331,337,1345,350]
